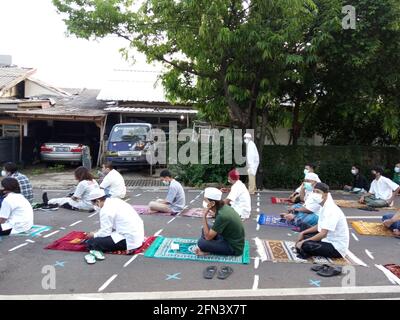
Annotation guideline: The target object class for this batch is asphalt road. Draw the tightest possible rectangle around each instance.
[1,188,400,300]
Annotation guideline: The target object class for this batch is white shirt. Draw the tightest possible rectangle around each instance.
[304,195,322,213]
[246,140,260,175]
[369,176,399,201]
[100,169,126,199]
[227,180,251,218]
[0,193,33,234]
[73,179,100,210]
[317,194,350,257]
[94,198,144,250]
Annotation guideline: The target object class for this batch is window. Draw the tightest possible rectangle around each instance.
[0,125,20,137]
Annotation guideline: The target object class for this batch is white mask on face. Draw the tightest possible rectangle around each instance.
[351,169,358,175]
[1,170,7,177]
[395,167,400,173]
[244,138,250,144]
[202,201,209,209]
[312,193,323,204]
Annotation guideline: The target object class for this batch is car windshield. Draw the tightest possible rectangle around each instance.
[109,126,150,143]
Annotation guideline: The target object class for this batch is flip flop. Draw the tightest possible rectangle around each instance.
[203,266,217,279]
[358,206,379,212]
[217,266,234,280]
[84,254,96,264]
[90,250,105,260]
[311,264,330,272]
[317,265,342,277]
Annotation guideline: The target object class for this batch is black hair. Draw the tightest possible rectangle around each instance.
[4,162,18,174]
[103,162,113,170]
[74,166,94,182]
[1,177,21,193]
[91,196,107,204]
[314,182,330,194]
[305,163,316,170]
[352,164,361,170]
[160,169,172,178]
[372,166,384,175]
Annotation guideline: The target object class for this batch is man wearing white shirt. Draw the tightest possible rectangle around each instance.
[244,133,259,195]
[296,183,349,259]
[224,169,251,219]
[99,163,126,199]
[85,189,144,254]
[359,166,399,208]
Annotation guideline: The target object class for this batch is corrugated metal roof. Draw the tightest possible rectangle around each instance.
[104,106,198,115]
[97,69,169,102]
[0,66,36,93]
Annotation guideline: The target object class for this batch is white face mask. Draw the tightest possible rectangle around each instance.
[1,170,7,177]
[202,200,209,209]
[312,193,323,204]
[304,169,309,175]
[244,138,250,144]
[351,169,358,175]
[395,167,400,173]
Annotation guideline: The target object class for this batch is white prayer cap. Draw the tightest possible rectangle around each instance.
[204,187,222,201]
[87,188,106,200]
[305,172,319,182]
[243,133,252,139]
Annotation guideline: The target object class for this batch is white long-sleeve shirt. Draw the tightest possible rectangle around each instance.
[246,140,260,175]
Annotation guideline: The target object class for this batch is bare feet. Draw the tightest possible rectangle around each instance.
[284,213,295,222]
[195,247,209,256]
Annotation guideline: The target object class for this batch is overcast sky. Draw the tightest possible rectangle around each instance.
[0,0,151,89]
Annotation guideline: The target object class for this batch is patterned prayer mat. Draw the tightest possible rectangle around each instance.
[258,214,292,228]
[45,231,157,255]
[180,208,213,218]
[255,239,366,266]
[271,197,292,204]
[351,221,394,237]
[384,264,400,278]
[335,199,398,210]
[14,225,52,237]
[132,205,174,216]
[144,236,250,264]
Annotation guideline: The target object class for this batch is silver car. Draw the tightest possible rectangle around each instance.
[40,142,87,164]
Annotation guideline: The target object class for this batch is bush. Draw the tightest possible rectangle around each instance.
[170,145,400,189]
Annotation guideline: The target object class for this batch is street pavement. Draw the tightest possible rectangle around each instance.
[1,188,400,300]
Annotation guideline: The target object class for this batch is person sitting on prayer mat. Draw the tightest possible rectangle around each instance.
[382,212,400,237]
[289,163,321,203]
[223,169,251,220]
[344,164,370,194]
[295,183,349,259]
[196,187,245,256]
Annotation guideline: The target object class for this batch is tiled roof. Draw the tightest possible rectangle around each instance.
[0,66,36,94]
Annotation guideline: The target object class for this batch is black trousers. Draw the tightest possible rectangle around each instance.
[0,224,12,236]
[299,232,342,259]
[86,236,127,252]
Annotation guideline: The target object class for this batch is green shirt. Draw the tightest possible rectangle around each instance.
[393,173,400,185]
[212,205,245,256]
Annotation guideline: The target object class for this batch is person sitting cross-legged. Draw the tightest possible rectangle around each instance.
[196,187,245,257]
[343,164,370,194]
[382,212,400,237]
[359,166,399,208]
[296,183,349,260]
[223,169,251,220]
[99,162,126,199]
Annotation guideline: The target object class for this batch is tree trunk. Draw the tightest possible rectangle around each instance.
[291,101,302,146]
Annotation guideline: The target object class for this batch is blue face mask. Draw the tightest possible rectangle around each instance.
[304,182,313,192]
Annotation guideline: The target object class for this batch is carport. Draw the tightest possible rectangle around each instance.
[5,107,107,166]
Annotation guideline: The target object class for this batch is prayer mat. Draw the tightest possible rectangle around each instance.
[180,208,213,218]
[257,214,292,228]
[132,205,173,216]
[14,225,52,237]
[384,264,400,279]
[271,197,292,204]
[45,231,157,255]
[335,199,398,210]
[255,239,366,266]
[351,221,394,237]
[144,236,250,264]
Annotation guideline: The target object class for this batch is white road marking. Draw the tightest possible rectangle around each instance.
[26,239,35,243]
[256,208,260,212]
[167,217,176,224]
[43,230,60,238]
[98,274,118,292]
[351,232,359,242]
[287,233,292,237]
[60,227,66,230]
[365,250,374,260]
[254,257,260,269]
[375,265,400,285]
[88,212,98,218]
[4,286,400,300]
[123,255,139,268]
[135,194,142,197]
[190,200,195,204]
[252,275,259,290]
[154,229,163,236]
[8,243,28,252]
[346,216,381,220]
[124,198,131,202]
[69,220,82,227]
[256,224,260,231]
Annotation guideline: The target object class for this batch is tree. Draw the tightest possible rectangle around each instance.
[53,0,317,155]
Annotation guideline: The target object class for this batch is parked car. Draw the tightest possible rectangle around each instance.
[105,123,155,172]
[40,142,88,165]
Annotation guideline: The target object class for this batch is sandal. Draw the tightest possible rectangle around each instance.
[311,264,330,272]
[217,266,234,280]
[90,250,105,260]
[317,265,342,277]
[203,266,217,279]
[84,254,96,264]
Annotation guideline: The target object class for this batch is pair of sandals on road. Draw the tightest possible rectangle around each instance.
[311,264,342,277]
[203,266,233,280]
[85,250,105,264]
